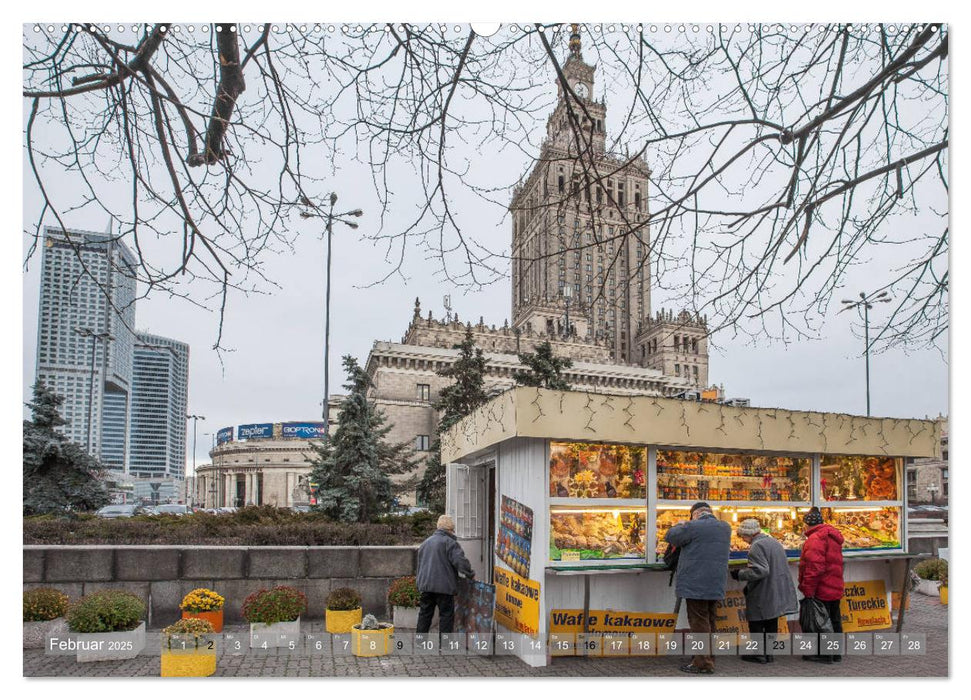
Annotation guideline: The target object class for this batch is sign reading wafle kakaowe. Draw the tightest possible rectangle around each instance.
[493,567,540,638]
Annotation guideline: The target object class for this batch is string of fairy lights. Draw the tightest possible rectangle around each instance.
[442,386,939,460]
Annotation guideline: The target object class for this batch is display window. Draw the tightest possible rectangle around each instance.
[821,507,902,551]
[549,507,647,561]
[820,455,900,501]
[655,505,810,558]
[656,449,811,502]
[549,442,646,499]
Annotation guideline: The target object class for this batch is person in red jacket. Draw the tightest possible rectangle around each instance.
[798,507,845,664]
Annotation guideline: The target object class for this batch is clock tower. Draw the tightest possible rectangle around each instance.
[548,24,606,155]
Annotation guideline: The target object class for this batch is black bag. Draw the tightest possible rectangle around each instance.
[662,544,680,586]
[798,597,834,633]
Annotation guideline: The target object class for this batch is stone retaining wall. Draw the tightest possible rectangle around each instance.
[23,545,417,628]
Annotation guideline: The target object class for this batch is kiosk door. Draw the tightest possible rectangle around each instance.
[447,461,495,582]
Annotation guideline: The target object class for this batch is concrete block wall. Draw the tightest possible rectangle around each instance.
[24,545,417,629]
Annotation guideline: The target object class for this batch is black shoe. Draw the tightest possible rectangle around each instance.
[832,655,842,663]
[765,655,775,663]
[740,655,768,664]
[807,656,833,664]
[679,664,714,674]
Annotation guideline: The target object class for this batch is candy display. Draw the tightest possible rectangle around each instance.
[550,509,646,560]
[657,450,811,502]
[655,507,809,556]
[823,507,901,549]
[496,496,534,578]
[550,442,646,499]
[821,455,899,501]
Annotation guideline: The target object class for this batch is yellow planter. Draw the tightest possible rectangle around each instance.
[940,586,948,605]
[160,649,216,677]
[326,607,362,634]
[351,624,394,657]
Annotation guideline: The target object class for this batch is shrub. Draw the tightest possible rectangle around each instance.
[915,558,948,581]
[387,576,420,607]
[67,590,145,633]
[180,588,225,612]
[242,586,307,624]
[326,587,362,611]
[24,588,69,621]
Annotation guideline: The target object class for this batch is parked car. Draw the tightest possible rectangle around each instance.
[289,505,312,513]
[96,504,138,518]
[136,505,159,516]
[154,504,190,516]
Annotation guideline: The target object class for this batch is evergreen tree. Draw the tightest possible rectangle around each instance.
[307,356,419,522]
[418,327,489,512]
[23,381,111,515]
[513,341,573,391]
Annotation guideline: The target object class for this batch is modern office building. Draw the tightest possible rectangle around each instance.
[34,227,137,467]
[129,332,190,480]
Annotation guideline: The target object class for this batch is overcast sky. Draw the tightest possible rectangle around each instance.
[19,21,949,472]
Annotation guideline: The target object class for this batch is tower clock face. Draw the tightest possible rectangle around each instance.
[574,82,588,98]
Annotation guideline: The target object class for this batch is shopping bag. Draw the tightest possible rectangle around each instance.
[798,597,834,633]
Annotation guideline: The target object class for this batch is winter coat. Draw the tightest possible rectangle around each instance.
[416,528,475,595]
[664,513,732,601]
[798,523,845,601]
[736,533,799,621]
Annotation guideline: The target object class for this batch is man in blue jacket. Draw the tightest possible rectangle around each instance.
[416,515,475,634]
[665,501,732,674]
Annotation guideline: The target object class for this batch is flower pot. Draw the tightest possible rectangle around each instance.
[75,621,146,662]
[182,609,224,633]
[23,617,68,649]
[249,618,301,648]
[326,607,362,634]
[939,586,948,605]
[351,623,394,657]
[392,606,419,629]
[915,578,941,596]
[161,648,217,677]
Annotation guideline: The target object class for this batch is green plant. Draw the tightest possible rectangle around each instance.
[66,590,145,633]
[356,613,390,630]
[241,586,307,624]
[915,558,948,581]
[23,588,69,621]
[326,586,362,611]
[162,618,215,648]
[387,576,420,607]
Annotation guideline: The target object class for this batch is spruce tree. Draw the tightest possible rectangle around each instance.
[307,356,418,522]
[418,327,489,511]
[513,341,573,391]
[23,381,111,515]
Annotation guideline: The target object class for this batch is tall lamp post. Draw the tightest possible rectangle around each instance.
[296,193,363,433]
[840,290,892,417]
[186,414,206,507]
[74,327,113,456]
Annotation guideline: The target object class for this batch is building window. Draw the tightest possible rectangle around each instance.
[906,470,917,502]
[693,365,699,382]
[675,364,681,377]
[417,383,431,401]
[416,435,430,451]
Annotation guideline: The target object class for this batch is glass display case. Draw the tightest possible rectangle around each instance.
[657,449,811,502]
[550,506,647,561]
[550,442,646,499]
[821,456,900,501]
[655,506,811,558]
[822,507,902,551]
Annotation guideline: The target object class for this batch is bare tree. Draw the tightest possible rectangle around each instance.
[23,22,947,353]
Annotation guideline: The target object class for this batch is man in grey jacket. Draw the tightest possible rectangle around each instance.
[416,515,475,634]
[664,501,732,674]
[731,519,799,663]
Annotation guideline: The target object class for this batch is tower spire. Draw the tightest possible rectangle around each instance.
[569,23,582,59]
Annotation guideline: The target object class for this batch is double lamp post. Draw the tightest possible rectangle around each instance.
[840,290,892,417]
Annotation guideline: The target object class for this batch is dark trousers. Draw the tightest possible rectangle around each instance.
[416,591,455,634]
[747,617,779,659]
[804,599,843,662]
[685,599,718,670]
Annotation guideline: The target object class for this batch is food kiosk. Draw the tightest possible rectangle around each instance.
[441,387,941,667]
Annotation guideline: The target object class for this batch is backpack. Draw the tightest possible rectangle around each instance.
[662,544,680,586]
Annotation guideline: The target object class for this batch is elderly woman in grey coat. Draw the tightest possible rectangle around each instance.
[730,519,799,664]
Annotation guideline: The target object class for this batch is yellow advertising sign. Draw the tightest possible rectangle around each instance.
[493,567,541,638]
[550,610,678,633]
[840,580,892,631]
[715,590,789,633]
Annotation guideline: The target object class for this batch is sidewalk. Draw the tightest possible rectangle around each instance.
[24,592,947,678]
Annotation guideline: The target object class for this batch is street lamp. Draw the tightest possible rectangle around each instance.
[74,327,113,456]
[296,193,364,432]
[186,414,206,506]
[926,483,939,505]
[840,290,892,417]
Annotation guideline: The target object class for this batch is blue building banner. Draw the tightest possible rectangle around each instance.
[238,423,274,440]
[216,427,234,445]
[282,422,327,439]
